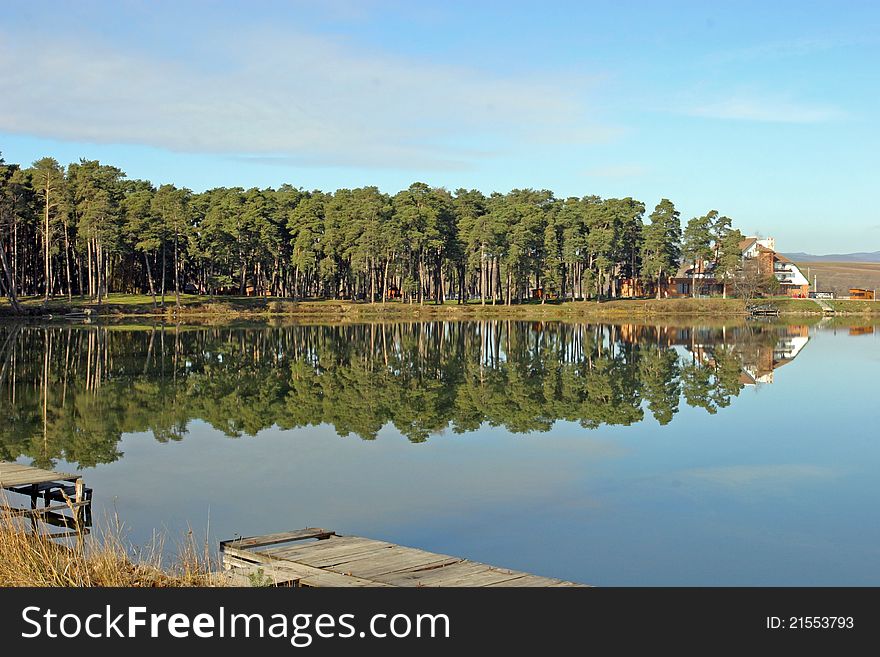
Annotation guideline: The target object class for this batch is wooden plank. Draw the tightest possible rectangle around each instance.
[267,539,395,568]
[4,501,89,515]
[381,560,532,587]
[321,547,430,575]
[380,561,495,587]
[342,554,462,580]
[286,545,395,569]
[264,536,389,560]
[222,546,390,587]
[370,556,464,577]
[548,581,590,587]
[0,472,76,487]
[0,464,37,475]
[0,462,77,483]
[0,463,46,473]
[436,569,534,587]
[215,565,299,587]
[219,528,589,587]
[487,574,584,587]
[322,545,454,576]
[221,528,335,550]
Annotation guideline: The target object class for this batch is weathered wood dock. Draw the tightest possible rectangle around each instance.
[220,528,586,587]
[812,298,836,316]
[0,461,92,530]
[747,303,780,317]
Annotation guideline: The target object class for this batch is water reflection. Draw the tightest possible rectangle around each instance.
[0,321,811,468]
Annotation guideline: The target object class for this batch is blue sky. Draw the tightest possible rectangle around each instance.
[1,0,878,253]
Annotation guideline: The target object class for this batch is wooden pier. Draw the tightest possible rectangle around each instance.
[812,298,836,316]
[0,461,92,531]
[220,528,587,587]
[747,303,780,317]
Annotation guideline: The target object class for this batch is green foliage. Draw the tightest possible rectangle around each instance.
[1,151,756,308]
[682,212,715,266]
[641,199,682,296]
[0,321,795,465]
[246,568,274,587]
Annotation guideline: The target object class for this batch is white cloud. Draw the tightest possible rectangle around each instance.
[0,28,613,170]
[686,96,845,124]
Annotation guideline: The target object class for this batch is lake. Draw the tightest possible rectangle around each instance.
[1,319,878,585]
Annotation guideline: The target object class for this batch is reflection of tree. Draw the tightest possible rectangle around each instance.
[0,321,804,467]
[639,347,680,425]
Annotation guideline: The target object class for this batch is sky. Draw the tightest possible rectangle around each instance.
[1,0,878,253]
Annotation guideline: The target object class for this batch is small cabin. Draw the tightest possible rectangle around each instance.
[849,288,876,301]
[531,287,558,300]
[244,281,272,297]
[386,285,401,300]
[620,277,647,298]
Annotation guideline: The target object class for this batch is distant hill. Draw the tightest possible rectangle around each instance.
[784,251,880,263]
[786,261,880,297]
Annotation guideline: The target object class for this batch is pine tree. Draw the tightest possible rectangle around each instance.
[640,199,681,298]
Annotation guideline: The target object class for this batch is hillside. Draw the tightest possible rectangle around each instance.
[785,251,880,263]
[793,261,880,297]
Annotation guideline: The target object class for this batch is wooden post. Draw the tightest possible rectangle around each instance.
[74,478,84,527]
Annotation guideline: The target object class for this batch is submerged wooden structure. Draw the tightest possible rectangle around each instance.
[221,528,586,587]
[0,461,92,533]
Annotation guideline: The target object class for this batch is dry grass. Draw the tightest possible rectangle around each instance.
[0,507,220,587]
[4,290,880,319]
[794,261,880,298]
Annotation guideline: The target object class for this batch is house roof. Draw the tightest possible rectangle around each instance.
[738,237,757,252]
[672,260,718,279]
[673,263,691,278]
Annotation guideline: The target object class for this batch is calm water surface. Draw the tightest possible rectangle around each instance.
[1,319,878,585]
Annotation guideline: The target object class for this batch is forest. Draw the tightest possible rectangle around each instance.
[0,321,785,468]
[0,153,749,310]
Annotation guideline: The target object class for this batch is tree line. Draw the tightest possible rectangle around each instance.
[0,321,787,467]
[1,152,752,311]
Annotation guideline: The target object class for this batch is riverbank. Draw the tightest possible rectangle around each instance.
[0,511,216,587]
[2,293,880,319]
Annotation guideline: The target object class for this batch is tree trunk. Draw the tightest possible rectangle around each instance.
[144,251,157,308]
[161,242,167,306]
[62,217,72,301]
[76,248,83,299]
[43,178,50,302]
[173,229,181,308]
[480,245,485,306]
[87,239,93,299]
[0,237,22,312]
[96,240,103,305]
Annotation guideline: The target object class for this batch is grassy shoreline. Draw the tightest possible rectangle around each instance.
[0,511,217,587]
[3,293,880,320]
